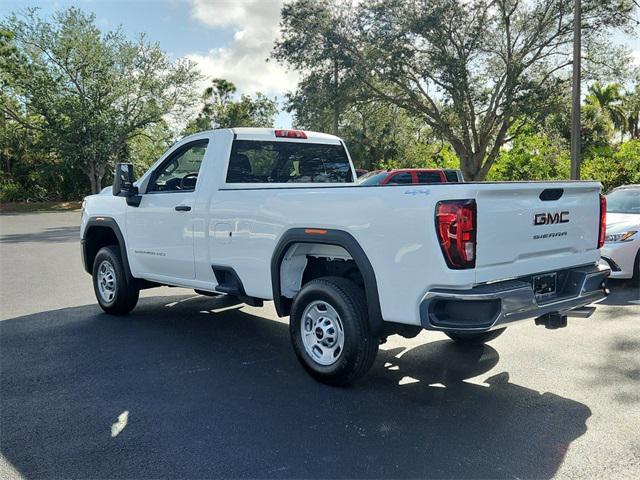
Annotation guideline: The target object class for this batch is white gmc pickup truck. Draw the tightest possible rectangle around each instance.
[81,128,609,385]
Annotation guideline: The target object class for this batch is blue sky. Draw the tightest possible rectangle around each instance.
[1,0,638,130]
[0,0,298,127]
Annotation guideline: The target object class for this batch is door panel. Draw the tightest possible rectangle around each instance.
[125,139,209,281]
[126,192,196,280]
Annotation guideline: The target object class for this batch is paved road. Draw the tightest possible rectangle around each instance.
[1,211,639,479]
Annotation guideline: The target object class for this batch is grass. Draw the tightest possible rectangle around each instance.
[0,201,82,213]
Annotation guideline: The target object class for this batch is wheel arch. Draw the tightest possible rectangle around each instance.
[270,228,383,334]
[82,217,133,281]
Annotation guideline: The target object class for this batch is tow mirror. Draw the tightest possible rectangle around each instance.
[113,163,136,197]
[113,163,141,207]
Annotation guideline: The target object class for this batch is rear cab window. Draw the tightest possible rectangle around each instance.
[416,171,443,184]
[385,172,413,185]
[444,170,462,182]
[226,140,354,184]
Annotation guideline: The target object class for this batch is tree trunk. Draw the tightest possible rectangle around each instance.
[89,173,101,194]
[86,161,105,194]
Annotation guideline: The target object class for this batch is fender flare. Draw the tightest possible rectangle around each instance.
[270,228,384,334]
[82,217,133,281]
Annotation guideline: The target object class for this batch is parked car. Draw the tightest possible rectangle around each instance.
[357,168,464,185]
[601,185,640,285]
[81,128,609,385]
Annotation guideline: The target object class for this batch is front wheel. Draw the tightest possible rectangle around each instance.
[290,277,378,386]
[92,246,139,314]
[445,327,506,346]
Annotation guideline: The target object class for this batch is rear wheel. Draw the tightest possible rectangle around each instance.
[632,249,640,288]
[290,277,378,386]
[445,327,506,346]
[92,246,139,314]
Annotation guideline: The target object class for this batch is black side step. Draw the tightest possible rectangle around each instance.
[212,266,246,296]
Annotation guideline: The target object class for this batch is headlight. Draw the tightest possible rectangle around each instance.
[605,230,637,243]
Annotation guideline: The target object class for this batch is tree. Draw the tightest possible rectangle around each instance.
[488,125,570,181]
[277,0,636,180]
[623,84,640,139]
[273,0,361,135]
[1,8,200,193]
[586,83,627,141]
[183,78,278,134]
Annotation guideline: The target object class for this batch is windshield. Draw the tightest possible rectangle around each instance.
[606,188,640,214]
[358,171,388,186]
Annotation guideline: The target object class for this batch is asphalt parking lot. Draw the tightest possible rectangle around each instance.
[1,211,639,479]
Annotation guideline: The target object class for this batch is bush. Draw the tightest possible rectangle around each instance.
[488,130,570,181]
[0,178,24,202]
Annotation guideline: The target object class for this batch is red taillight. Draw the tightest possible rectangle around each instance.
[435,199,477,269]
[275,129,307,139]
[598,193,606,248]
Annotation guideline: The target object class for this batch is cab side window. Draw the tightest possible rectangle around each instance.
[150,140,209,192]
[386,172,413,185]
[416,171,443,184]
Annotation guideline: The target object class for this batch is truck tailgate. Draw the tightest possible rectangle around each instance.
[474,182,602,283]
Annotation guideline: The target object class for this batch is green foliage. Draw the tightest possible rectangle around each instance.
[273,0,359,135]
[583,139,640,191]
[276,0,638,180]
[1,3,639,203]
[126,122,175,177]
[586,83,627,140]
[1,7,199,194]
[0,176,21,202]
[183,78,277,134]
[488,128,571,181]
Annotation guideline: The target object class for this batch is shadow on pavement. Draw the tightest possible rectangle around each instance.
[587,336,640,405]
[1,295,591,479]
[0,226,79,244]
[601,279,640,306]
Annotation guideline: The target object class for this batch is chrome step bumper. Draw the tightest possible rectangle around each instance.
[420,264,610,332]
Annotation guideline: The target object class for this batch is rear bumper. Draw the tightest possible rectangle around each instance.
[420,264,610,332]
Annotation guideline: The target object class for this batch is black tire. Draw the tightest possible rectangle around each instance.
[632,249,640,288]
[92,245,139,314]
[445,327,506,346]
[290,277,378,386]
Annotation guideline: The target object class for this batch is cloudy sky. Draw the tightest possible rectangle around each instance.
[1,0,638,129]
[0,0,298,127]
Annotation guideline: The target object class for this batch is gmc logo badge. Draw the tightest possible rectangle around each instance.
[534,211,570,225]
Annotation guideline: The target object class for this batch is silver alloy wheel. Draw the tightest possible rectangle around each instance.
[97,260,117,303]
[301,300,345,366]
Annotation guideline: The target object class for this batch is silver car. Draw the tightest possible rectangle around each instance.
[601,185,640,286]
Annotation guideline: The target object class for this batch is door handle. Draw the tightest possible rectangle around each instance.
[175,205,191,212]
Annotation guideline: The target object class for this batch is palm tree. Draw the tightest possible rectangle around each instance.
[585,83,628,142]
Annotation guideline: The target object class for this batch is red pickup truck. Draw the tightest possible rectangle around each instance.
[357,168,464,185]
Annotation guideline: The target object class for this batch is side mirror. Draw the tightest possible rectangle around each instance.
[113,163,136,197]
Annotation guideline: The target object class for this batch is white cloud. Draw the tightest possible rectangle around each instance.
[632,50,640,67]
[187,0,299,97]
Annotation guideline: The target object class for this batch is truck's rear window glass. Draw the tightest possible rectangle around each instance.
[416,171,442,184]
[386,172,413,185]
[226,140,354,183]
[444,170,461,182]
